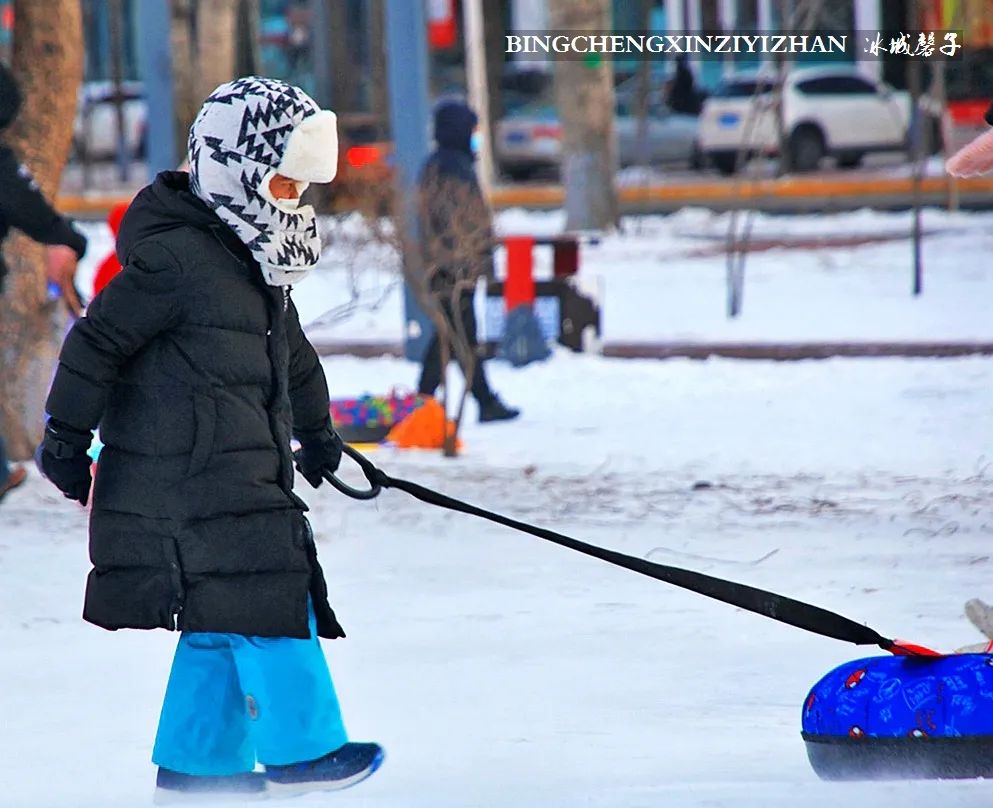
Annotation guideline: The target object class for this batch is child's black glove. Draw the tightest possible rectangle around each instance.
[36,419,93,506]
[293,427,343,489]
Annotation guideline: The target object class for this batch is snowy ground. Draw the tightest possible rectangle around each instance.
[286,207,993,345]
[76,207,993,347]
[3,352,993,807]
[15,207,993,804]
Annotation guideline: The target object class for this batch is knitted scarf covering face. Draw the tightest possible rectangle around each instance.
[188,77,322,286]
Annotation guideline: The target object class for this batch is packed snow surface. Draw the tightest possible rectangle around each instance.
[13,206,992,804]
[3,352,992,807]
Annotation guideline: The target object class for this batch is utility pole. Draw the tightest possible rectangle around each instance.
[311,0,333,108]
[368,0,388,126]
[908,0,923,296]
[463,0,493,196]
[385,0,433,361]
[108,0,129,183]
[137,0,176,174]
[312,0,352,111]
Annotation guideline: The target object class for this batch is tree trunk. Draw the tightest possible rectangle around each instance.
[195,0,240,103]
[549,0,619,231]
[0,0,83,460]
[171,0,199,161]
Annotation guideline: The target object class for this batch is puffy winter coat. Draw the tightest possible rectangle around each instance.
[45,171,344,640]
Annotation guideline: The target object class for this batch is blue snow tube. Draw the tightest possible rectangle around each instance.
[802,654,993,780]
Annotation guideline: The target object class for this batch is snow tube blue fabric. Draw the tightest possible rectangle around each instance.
[802,654,993,780]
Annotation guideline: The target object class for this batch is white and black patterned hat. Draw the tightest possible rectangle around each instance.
[188,76,338,286]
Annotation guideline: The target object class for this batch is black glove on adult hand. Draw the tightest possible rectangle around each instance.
[36,419,93,505]
[293,427,344,489]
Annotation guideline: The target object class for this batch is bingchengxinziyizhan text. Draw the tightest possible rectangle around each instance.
[505,31,962,60]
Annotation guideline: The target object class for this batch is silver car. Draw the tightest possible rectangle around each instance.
[496,76,699,179]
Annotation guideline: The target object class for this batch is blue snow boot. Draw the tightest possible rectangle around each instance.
[153,768,267,803]
[265,742,384,795]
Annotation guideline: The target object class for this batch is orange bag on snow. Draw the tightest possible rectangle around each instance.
[385,396,462,450]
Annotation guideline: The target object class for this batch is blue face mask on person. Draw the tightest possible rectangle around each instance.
[470,130,481,155]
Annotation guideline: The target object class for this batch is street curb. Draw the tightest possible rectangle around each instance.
[59,175,993,219]
[600,342,993,360]
[492,175,993,212]
[310,340,404,358]
[57,194,133,218]
[310,340,993,361]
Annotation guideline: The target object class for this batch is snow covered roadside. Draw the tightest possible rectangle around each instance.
[299,205,993,346]
[2,354,992,807]
[76,207,993,348]
[303,206,993,347]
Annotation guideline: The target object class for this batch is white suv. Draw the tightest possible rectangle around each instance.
[699,66,924,174]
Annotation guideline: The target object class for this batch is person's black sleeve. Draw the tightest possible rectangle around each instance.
[286,297,332,440]
[0,145,87,257]
[45,242,186,432]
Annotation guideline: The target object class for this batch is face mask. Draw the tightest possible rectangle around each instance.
[259,174,311,214]
[470,130,481,155]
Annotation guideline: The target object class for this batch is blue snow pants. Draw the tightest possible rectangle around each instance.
[152,600,348,776]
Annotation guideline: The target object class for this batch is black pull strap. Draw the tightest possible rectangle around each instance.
[328,445,899,653]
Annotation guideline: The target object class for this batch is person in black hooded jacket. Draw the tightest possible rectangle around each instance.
[416,99,520,422]
[36,77,382,800]
[0,61,87,294]
[0,61,87,503]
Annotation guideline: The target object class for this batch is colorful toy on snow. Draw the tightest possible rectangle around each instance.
[330,391,460,450]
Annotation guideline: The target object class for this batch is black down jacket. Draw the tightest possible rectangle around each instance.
[45,171,344,640]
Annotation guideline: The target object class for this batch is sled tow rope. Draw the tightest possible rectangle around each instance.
[324,445,939,658]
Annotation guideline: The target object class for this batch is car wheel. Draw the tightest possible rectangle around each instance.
[788,126,825,172]
[689,142,703,172]
[836,152,863,169]
[71,135,87,164]
[712,152,738,176]
[135,125,148,160]
[505,165,537,182]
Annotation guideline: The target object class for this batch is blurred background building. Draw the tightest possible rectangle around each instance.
[32,0,993,191]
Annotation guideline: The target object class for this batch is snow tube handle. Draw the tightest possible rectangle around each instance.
[322,443,383,501]
[886,639,943,657]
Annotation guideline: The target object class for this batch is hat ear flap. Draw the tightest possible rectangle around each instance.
[278,110,338,183]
